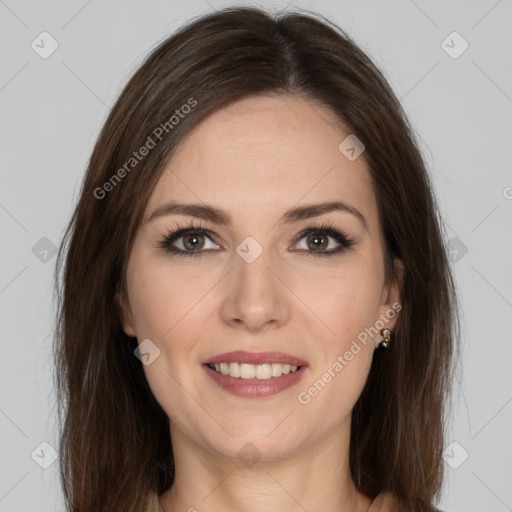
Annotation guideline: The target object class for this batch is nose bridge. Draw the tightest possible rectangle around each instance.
[220,239,290,331]
[234,247,274,297]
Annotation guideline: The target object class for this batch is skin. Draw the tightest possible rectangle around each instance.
[119,94,402,512]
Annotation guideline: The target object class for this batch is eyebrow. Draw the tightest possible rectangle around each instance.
[147,200,367,231]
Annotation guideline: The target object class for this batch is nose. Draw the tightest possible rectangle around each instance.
[220,249,291,333]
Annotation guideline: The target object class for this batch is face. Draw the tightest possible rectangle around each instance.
[119,94,401,462]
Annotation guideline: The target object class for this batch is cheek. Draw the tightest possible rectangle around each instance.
[130,278,173,339]
[128,262,211,430]
[294,264,380,407]
[299,266,383,350]
[127,258,204,342]
[327,352,373,420]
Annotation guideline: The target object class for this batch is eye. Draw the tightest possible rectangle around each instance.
[158,223,220,257]
[158,220,355,258]
[292,221,355,257]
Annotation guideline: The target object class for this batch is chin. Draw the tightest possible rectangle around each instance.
[198,418,311,464]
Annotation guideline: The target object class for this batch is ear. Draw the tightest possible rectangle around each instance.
[115,290,136,337]
[377,258,404,331]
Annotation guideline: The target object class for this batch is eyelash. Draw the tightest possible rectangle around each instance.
[157,220,356,258]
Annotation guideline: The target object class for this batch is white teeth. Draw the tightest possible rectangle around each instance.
[229,362,241,378]
[240,363,255,379]
[256,363,272,380]
[209,362,301,379]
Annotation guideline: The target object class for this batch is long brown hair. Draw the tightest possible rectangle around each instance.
[53,6,460,511]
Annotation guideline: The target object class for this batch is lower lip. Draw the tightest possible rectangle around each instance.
[203,364,307,398]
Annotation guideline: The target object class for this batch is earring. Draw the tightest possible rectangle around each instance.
[379,328,391,348]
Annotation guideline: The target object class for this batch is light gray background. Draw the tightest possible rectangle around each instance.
[0,1,511,511]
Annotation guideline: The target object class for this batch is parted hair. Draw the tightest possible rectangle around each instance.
[54,6,460,512]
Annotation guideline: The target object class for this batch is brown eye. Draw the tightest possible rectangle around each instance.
[296,231,341,253]
[292,223,356,258]
[182,233,205,251]
[306,233,329,251]
[159,226,221,256]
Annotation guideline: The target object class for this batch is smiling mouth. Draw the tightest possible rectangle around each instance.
[207,362,301,379]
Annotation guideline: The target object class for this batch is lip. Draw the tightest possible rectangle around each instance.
[203,351,309,399]
[204,351,308,366]
[203,364,307,398]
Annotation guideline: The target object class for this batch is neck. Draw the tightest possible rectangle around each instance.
[159,420,372,512]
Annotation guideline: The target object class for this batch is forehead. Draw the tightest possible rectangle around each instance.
[144,94,377,229]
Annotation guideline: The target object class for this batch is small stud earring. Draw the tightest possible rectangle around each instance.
[379,328,391,348]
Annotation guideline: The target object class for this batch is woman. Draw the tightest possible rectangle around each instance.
[53,6,459,512]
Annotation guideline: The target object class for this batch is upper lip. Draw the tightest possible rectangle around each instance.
[204,351,308,366]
